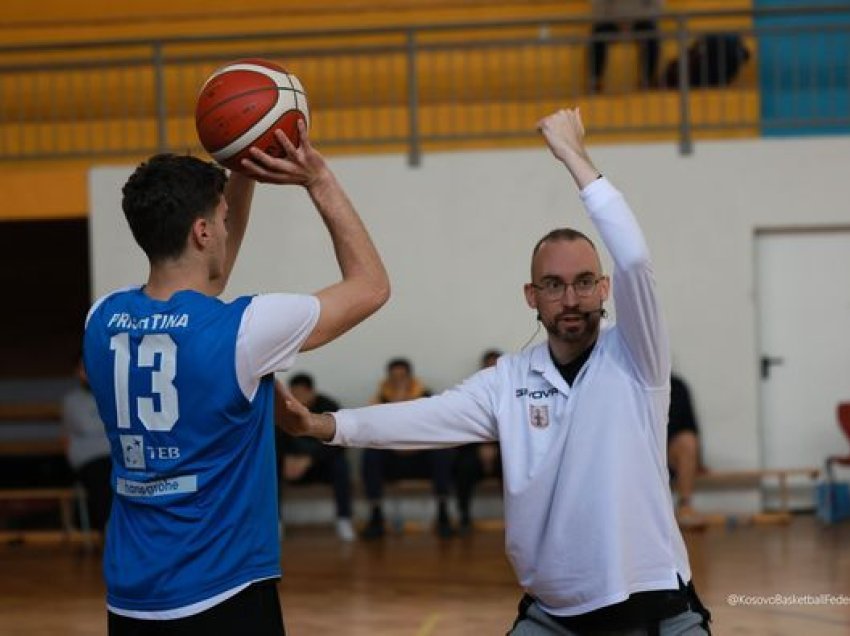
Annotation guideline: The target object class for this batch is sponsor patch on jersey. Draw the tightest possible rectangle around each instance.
[529,405,550,429]
[119,435,146,470]
[116,475,198,497]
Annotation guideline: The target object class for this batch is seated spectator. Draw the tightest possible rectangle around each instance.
[274,374,355,541]
[360,358,456,539]
[62,358,112,534]
[668,372,707,529]
[454,349,503,533]
[588,0,663,92]
[661,32,751,89]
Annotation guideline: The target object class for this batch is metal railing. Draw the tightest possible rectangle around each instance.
[0,4,847,165]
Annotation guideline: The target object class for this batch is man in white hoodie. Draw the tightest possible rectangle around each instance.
[282,108,710,635]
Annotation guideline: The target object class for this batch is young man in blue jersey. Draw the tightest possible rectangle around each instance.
[281,109,711,634]
[83,122,389,635]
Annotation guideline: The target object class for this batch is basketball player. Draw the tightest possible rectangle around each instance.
[83,122,389,635]
[282,109,711,634]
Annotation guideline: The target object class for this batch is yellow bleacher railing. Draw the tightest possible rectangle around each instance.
[0,4,847,167]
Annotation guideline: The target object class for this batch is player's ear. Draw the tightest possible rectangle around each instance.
[191,217,209,248]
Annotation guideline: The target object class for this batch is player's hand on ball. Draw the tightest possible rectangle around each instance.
[240,120,329,187]
[537,108,588,163]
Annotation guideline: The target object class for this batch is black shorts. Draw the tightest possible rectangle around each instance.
[108,579,285,636]
[512,577,711,633]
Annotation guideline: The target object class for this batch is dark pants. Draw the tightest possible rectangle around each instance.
[454,443,502,523]
[282,445,353,519]
[511,578,711,635]
[589,20,660,88]
[108,579,285,636]
[77,456,112,532]
[362,448,454,500]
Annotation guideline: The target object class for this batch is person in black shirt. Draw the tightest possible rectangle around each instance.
[360,358,456,539]
[275,373,355,541]
[668,372,707,529]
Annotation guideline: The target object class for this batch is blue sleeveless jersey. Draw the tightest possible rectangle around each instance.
[83,288,280,612]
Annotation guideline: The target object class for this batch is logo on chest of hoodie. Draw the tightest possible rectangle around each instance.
[528,405,550,429]
[515,387,559,399]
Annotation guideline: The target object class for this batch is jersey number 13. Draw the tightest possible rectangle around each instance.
[110,333,179,432]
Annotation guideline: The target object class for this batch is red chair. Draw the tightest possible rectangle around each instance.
[826,403,850,481]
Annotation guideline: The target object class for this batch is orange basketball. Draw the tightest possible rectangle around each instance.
[195,58,309,172]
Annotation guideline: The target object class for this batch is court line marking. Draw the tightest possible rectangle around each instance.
[417,612,441,636]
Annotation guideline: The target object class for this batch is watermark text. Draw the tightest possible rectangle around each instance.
[727,593,850,607]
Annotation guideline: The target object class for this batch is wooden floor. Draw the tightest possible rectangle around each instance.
[1,516,849,635]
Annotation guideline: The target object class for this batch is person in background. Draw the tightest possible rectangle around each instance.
[274,373,355,541]
[588,0,663,92]
[454,349,503,533]
[668,372,707,529]
[360,358,456,539]
[62,357,112,534]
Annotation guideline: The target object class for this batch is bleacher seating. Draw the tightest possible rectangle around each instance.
[0,0,756,222]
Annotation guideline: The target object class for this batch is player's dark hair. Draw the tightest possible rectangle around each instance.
[289,373,315,390]
[122,154,227,263]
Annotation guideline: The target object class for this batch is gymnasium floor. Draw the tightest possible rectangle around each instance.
[1,516,848,635]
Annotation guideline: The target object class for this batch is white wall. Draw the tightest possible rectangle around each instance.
[89,135,850,472]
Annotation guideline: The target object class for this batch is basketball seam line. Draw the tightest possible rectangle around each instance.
[197,86,306,124]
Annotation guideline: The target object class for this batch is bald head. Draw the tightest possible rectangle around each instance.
[524,227,610,363]
[530,228,602,279]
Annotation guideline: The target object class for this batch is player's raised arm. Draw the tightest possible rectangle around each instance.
[240,122,390,351]
[219,171,256,287]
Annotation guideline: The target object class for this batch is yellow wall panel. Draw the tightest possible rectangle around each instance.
[0,0,754,221]
[0,163,90,220]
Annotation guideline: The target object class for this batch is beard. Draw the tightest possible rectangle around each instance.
[542,309,601,344]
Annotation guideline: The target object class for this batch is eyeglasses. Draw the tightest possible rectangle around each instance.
[531,276,603,301]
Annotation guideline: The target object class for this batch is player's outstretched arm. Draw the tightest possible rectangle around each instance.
[239,122,390,351]
[537,108,601,190]
[220,171,256,287]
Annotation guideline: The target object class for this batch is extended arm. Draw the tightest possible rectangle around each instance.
[281,369,500,449]
[240,122,390,352]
